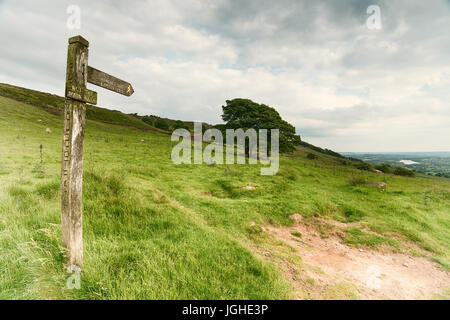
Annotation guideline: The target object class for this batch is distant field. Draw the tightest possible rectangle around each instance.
[343,152,450,178]
[0,90,449,299]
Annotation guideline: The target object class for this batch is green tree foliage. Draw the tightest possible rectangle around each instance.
[173,120,186,130]
[221,98,301,153]
[142,116,154,126]
[154,118,170,131]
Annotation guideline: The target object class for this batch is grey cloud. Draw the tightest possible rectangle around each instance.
[0,0,449,152]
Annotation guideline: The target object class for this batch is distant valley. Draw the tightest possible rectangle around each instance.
[342,152,450,178]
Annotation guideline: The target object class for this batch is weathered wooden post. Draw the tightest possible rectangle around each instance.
[61,35,133,268]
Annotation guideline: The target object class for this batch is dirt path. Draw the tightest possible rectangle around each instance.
[266,215,450,299]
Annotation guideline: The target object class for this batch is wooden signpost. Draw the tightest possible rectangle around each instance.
[62,35,134,268]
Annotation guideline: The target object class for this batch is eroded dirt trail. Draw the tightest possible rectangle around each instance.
[267,215,450,299]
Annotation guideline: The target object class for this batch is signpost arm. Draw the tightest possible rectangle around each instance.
[87,66,134,96]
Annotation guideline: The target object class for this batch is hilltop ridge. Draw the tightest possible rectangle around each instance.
[0,83,210,134]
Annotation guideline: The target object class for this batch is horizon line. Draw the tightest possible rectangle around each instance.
[339,151,450,154]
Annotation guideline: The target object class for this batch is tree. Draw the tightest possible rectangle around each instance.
[221,98,301,152]
[154,118,170,131]
[173,120,185,130]
[142,115,154,126]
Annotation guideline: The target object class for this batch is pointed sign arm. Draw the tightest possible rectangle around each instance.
[87,66,134,96]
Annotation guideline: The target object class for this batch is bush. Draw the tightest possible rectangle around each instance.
[374,164,392,173]
[154,119,170,131]
[393,167,415,177]
[306,153,318,160]
[141,116,154,126]
[354,162,372,171]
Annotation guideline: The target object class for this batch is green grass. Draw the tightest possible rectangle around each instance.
[342,227,397,248]
[0,88,449,299]
[291,231,303,238]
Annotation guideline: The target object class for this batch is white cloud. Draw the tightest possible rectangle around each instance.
[0,0,449,152]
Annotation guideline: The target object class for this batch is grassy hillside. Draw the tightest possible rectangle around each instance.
[0,88,449,299]
[0,83,186,133]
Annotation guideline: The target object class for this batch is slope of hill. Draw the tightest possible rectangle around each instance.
[0,83,205,133]
[0,86,449,299]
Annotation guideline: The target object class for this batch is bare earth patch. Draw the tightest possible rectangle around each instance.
[266,214,450,299]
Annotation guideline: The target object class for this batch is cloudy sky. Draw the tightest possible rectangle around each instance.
[0,0,449,152]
